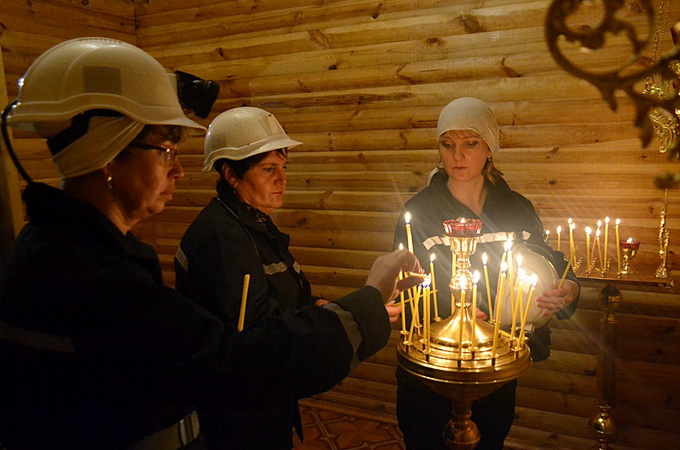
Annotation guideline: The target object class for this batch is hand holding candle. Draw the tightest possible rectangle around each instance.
[237,274,251,332]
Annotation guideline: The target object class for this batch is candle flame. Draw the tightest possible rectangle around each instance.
[568,218,573,224]
[504,239,512,251]
[585,226,591,235]
[557,225,562,233]
[627,237,633,243]
[430,253,435,262]
[596,229,601,237]
[616,218,620,225]
[570,223,576,231]
[473,270,481,284]
[404,212,411,224]
[545,229,550,236]
[399,243,404,250]
[516,253,522,268]
[501,261,508,272]
[597,220,602,227]
[605,216,610,224]
[482,252,488,265]
[531,273,538,286]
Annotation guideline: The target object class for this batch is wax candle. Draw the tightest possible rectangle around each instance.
[471,271,480,352]
[545,229,550,246]
[585,227,592,269]
[511,269,525,341]
[556,225,562,252]
[482,253,492,320]
[459,289,466,359]
[595,228,603,269]
[429,254,439,320]
[404,212,414,252]
[423,281,430,352]
[491,262,508,361]
[519,274,538,343]
[615,219,621,274]
[398,270,407,336]
[237,274,251,332]
[603,217,610,271]
[558,248,576,289]
[569,221,575,263]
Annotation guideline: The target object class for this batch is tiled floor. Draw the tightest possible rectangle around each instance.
[293,402,406,449]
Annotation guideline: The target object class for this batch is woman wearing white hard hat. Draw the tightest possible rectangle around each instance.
[175,107,405,449]
[393,97,580,450]
[0,38,423,450]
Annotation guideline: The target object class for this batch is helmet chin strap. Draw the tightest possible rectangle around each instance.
[1,101,34,184]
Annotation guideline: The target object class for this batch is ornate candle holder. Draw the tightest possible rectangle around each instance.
[398,218,531,449]
[444,218,483,291]
[619,239,640,275]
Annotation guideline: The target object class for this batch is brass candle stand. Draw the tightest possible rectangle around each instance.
[397,219,532,449]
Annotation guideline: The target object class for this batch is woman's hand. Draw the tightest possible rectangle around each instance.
[535,279,579,317]
[385,303,403,323]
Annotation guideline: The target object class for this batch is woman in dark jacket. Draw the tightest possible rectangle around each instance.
[393,97,580,450]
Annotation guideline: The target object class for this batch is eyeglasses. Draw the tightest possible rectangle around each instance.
[130,142,179,163]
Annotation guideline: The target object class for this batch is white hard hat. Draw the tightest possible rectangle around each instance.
[203,106,301,172]
[6,37,204,132]
[498,243,559,329]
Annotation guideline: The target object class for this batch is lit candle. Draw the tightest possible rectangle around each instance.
[482,253,492,320]
[237,274,251,332]
[491,262,507,360]
[569,220,575,263]
[471,271,480,352]
[545,229,550,246]
[398,270,407,336]
[423,281,430,352]
[404,212,414,252]
[585,227,592,269]
[595,228,603,269]
[603,217,610,271]
[556,225,562,252]
[459,289,466,359]
[496,240,511,300]
[615,219,621,274]
[519,274,538,343]
[429,254,439,320]
[511,269,525,341]
[558,248,576,289]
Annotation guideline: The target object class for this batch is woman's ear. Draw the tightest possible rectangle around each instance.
[221,164,238,189]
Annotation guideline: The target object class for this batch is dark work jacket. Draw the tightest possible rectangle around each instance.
[0,183,391,450]
[393,171,579,361]
[174,180,317,449]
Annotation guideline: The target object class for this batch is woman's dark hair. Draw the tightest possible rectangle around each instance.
[216,148,287,180]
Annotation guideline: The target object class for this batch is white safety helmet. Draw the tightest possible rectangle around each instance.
[203,106,301,172]
[5,37,204,133]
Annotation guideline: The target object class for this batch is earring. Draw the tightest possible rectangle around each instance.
[106,175,113,192]
[487,156,492,162]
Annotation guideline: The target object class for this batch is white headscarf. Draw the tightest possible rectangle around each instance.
[436,97,499,154]
[52,116,145,178]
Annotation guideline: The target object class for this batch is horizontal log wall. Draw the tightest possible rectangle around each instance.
[1,0,680,448]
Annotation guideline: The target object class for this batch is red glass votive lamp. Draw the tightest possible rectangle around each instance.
[443,218,483,238]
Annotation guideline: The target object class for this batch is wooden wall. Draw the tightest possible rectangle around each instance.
[2,0,680,448]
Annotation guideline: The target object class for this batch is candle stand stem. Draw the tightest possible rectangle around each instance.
[589,284,621,449]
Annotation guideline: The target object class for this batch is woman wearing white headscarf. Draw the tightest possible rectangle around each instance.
[393,98,580,449]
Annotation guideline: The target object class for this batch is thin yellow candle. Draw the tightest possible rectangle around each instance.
[482,253,492,321]
[568,220,575,263]
[237,274,251,332]
[404,212,414,252]
[615,219,621,273]
[495,240,511,302]
[398,270,407,336]
[458,289,466,359]
[471,271,480,352]
[603,217,610,271]
[556,225,562,252]
[519,274,538,344]
[595,228,603,269]
[558,246,577,289]
[424,282,431,353]
[510,269,525,341]
[429,254,440,320]
[585,227,592,269]
[545,229,550,246]
[491,262,508,360]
